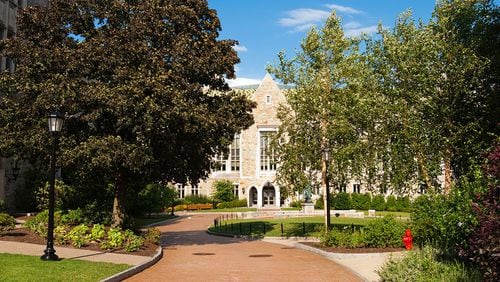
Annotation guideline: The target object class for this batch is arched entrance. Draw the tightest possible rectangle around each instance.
[262,182,275,207]
[249,186,258,207]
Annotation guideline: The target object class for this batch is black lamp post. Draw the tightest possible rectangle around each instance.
[322,147,331,231]
[41,112,63,261]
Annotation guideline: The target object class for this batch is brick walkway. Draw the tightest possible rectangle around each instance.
[126,214,361,282]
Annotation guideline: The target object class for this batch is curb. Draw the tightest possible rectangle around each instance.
[101,246,163,282]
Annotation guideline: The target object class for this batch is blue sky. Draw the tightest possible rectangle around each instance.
[207,0,438,87]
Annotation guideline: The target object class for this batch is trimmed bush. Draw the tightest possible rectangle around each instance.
[217,199,247,209]
[378,246,481,281]
[370,194,386,211]
[364,215,405,248]
[314,198,324,209]
[289,200,304,208]
[321,229,366,248]
[386,195,397,212]
[332,192,351,210]
[396,196,411,212]
[351,193,371,210]
[0,213,16,233]
[182,194,211,204]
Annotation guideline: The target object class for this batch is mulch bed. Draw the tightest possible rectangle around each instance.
[301,242,405,253]
[0,228,158,257]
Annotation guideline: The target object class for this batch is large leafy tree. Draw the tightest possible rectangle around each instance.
[0,0,254,226]
[269,13,376,230]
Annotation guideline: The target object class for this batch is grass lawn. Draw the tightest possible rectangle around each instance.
[134,214,176,227]
[361,210,411,218]
[189,207,257,213]
[0,253,130,282]
[210,216,398,237]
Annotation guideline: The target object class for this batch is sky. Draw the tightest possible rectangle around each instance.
[207,0,438,87]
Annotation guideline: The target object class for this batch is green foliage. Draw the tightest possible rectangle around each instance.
[0,0,254,228]
[320,229,366,248]
[378,246,481,282]
[101,228,125,250]
[351,193,371,210]
[395,196,411,212]
[217,199,247,209]
[331,192,352,210]
[0,199,6,212]
[24,210,63,237]
[123,230,144,252]
[144,228,161,244]
[385,195,397,212]
[90,224,106,242]
[66,224,90,248]
[182,194,211,205]
[53,225,69,245]
[364,216,405,248]
[61,208,87,226]
[0,213,16,233]
[370,195,386,211]
[289,200,304,208]
[314,198,324,209]
[129,183,177,216]
[35,180,73,211]
[212,180,235,203]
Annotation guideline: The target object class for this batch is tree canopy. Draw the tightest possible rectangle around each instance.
[0,0,254,226]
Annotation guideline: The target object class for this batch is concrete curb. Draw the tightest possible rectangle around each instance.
[101,246,163,282]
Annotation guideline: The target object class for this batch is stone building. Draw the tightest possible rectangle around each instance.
[178,74,286,208]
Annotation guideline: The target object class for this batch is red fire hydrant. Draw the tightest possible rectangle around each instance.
[402,228,413,250]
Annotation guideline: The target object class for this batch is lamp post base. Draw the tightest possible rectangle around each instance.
[40,248,59,261]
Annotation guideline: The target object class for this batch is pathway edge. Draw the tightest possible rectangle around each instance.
[101,246,163,282]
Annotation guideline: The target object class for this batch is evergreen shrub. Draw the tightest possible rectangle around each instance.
[0,213,16,232]
[370,194,386,211]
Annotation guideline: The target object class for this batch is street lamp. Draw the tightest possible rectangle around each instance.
[322,147,331,231]
[41,112,63,261]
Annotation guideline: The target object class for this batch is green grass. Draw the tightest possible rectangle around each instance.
[0,253,130,282]
[134,214,176,227]
[361,210,411,218]
[210,216,383,237]
[189,207,257,213]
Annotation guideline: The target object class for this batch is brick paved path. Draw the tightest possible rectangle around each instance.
[126,214,361,282]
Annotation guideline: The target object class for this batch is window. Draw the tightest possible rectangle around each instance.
[191,185,199,196]
[233,184,239,198]
[176,183,185,199]
[353,184,361,193]
[230,134,240,171]
[337,183,347,193]
[260,131,276,171]
[266,95,271,104]
[212,133,240,172]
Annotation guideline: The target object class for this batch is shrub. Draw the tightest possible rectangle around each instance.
[378,246,481,282]
[54,225,70,245]
[90,224,106,241]
[124,230,144,252]
[24,210,63,237]
[396,196,411,212]
[144,227,161,244]
[314,198,324,209]
[182,195,211,205]
[35,180,72,210]
[61,208,87,226]
[217,199,247,209]
[364,215,405,248]
[101,227,125,249]
[386,195,397,212]
[370,194,386,211]
[0,199,6,212]
[321,229,365,248]
[0,213,16,233]
[212,180,235,203]
[289,200,304,208]
[66,224,90,248]
[351,193,371,210]
[332,192,351,210]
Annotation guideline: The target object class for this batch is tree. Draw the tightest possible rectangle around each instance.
[269,13,376,231]
[212,179,235,203]
[0,0,254,226]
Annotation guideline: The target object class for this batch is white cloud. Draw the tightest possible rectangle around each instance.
[226,77,262,88]
[233,45,248,52]
[344,21,362,29]
[344,25,378,37]
[278,8,330,31]
[325,4,363,14]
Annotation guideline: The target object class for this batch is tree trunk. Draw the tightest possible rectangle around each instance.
[112,173,127,228]
[443,146,453,194]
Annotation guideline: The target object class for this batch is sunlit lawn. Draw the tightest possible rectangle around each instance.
[0,253,130,282]
[209,216,398,237]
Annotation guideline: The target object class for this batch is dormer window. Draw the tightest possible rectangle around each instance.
[266,95,271,104]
